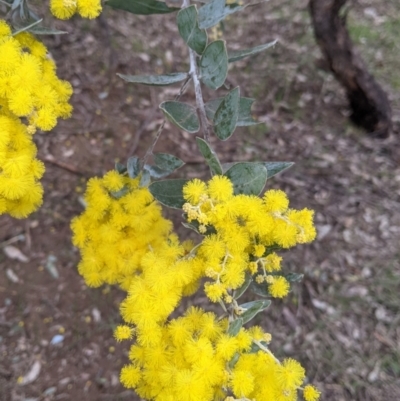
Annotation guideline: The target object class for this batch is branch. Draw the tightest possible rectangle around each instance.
[309,0,392,138]
[142,75,191,166]
[182,0,211,143]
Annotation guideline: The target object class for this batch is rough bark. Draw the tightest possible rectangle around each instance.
[309,0,392,138]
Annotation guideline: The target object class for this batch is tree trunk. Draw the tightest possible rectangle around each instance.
[309,0,392,138]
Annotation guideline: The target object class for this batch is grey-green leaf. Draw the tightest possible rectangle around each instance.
[223,161,294,178]
[263,162,294,179]
[106,0,179,15]
[195,137,222,175]
[248,340,268,354]
[228,40,277,63]
[233,273,252,300]
[110,186,130,199]
[139,169,151,187]
[237,98,259,126]
[160,101,200,133]
[24,25,67,35]
[239,300,271,324]
[115,162,127,174]
[198,0,244,29]
[205,97,259,127]
[154,153,185,172]
[149,179,189,209]
[199,40,228,90]
[213,87,240,140]
[177,5,207,55]
[117,72,188,86]
[127,156,142,179]
[10,6,64,35]
[228,352,240,368]
[228,318,243,336]
[144,154,184,179]
[285,272,304,283]
[144,165,168,179]
[250,281,270,298]
[224,162,268,195]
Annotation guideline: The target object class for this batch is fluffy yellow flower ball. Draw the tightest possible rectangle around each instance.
[71,170,174,290]
[268,276,290,298]
[0,24,73,131]
[50,0,102,19]
[0,115,44,218]
[303,384,321,401]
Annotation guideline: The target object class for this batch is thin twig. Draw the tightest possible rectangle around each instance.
[43,155,83,176]
[183,0,211,142]
[0,0,11,7]
[127,109,158,157]
[189,45,211,142]
[142,75,191,166]
[0,234,25,248]
[142,120,167,167]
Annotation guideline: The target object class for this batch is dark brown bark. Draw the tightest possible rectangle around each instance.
[309,0,392,138]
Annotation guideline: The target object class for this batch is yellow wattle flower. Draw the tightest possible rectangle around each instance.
[50,0,77,19]
[77,0,102,19]
[303,384,321,401]
[72,174,320,400]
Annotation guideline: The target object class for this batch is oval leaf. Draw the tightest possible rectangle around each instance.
[223,161,294,178]
[106,0,179,15]
[233,273,252,300]
[139,169,151,187]
[228,40,278,63]
[213,87,240,140]
[228,318,243,336]
[285,272,304,283]
[206,97,259,127]
[239,300,271,324]
[117,72,188,86]
[154,153,185,171]
[195,137,222,175]
[224,162,268,195]
[144,153,184,179]
[263,162,294,179]
[250,281,270,298]
[177,5,207,55]
[198,0,244,29]
[160,101,200,133]
[127,156,142,178]
[149,179,189,209]
[237,97,259,126]
[110,186,130,199]
[115,162,127,175]
[144,165,168,179]
[199,40,228,90]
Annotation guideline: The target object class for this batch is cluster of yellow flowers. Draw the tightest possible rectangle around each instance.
[182,176,316,302]
[117,307,320,401]
[72,170,320,401]
[0,21,72,218]
[71,171,174,290]
[0,23,72,131]
[50,0,102,19]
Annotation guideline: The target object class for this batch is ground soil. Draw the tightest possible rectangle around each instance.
[1,1,399,400]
